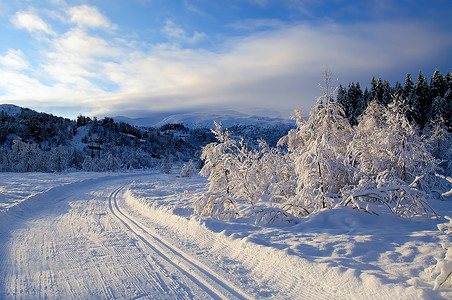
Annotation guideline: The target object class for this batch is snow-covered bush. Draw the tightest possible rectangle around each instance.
[195,122,296,223]
[180,160,197,177]
[342,99,440,217]
[340,171,436,217]
[198,122,237,195]
[348,99,438,184]
[194,192,239,220]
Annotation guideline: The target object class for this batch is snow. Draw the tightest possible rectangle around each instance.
[0,171,111,212]
[1,171,451,299]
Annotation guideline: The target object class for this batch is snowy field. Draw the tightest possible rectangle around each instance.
[0,171,451,299]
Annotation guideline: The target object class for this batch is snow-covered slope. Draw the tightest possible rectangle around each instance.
[0,104,23,115]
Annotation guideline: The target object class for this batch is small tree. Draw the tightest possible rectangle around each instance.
[54,145,70,172]
[160,150,173,174]
[279,71,353,215]
[180,160,197,177]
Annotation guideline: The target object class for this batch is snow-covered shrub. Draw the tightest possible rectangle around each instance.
[432,216,452,289]
[253,205,295,224]
[343,99,440,217]
[254,139,296,204]
[199,122,237,195]
[348,99,438,184]
[340,171,436,217]
[196,122,296,223]
[194,192,239,220]
[160,151,173,174]
[180,160,197,177]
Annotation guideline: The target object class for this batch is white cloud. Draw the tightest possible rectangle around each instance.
[0,49,29,70]
[10,11,56,35]
[41,28,123,94]
[162,20,206,44]
[68,5,116,30]
[252,0,269,8]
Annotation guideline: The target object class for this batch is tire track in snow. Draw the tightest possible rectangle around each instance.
[109,184,251,300]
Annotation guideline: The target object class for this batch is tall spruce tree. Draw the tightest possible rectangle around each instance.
[413,71,431,129]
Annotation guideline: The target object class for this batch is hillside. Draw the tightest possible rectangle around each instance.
[0,105,215,172]
[0,104,292,172]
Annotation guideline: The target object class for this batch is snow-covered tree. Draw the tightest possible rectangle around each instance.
[10,140,40,172]
[427,116,452,175]
[0,146,12,171]
[413,71,431,129]
[54,145,70,172]
[278,72,353,215]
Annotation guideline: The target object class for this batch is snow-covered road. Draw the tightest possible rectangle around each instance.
[0,174,252,299]
[0,172,451,299]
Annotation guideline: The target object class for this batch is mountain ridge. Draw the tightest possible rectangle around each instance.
[115,109,294,129]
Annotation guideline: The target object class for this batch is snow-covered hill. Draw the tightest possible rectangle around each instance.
[0,104,24,115]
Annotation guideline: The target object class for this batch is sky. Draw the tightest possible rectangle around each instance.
[0,0,451,120]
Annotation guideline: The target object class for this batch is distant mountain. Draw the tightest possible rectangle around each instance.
[113,113,173,128]
[0,104,24,115]
[116,109,295,129]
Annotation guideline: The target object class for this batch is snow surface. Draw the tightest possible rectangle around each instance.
[0,171,451,299]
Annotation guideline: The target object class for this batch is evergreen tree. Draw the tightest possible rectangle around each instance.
[371,77,382,103]
[393,81,403,98]
[413,71,431,129]
[381,80,392,106]
[430,69,447,100]
[402,73,416,124]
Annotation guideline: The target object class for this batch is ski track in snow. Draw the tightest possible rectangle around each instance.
[0,171,451,299]
[109,183,250,299]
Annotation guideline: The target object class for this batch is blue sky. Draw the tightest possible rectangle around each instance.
[0,0,451,119]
